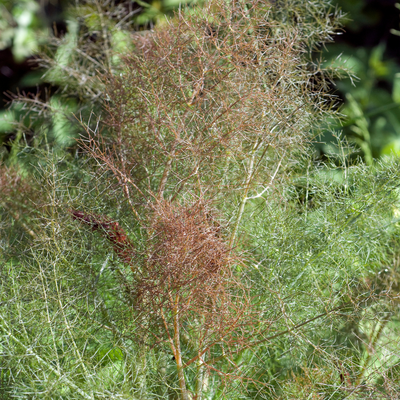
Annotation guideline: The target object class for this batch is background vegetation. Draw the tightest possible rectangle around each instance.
[1,0,400,399]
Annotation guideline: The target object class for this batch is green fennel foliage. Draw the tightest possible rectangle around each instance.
[2,0,400,399]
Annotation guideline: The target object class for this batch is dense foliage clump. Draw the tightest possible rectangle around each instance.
[2,1,400,399]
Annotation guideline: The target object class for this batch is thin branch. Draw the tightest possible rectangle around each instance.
[0,314,93,400]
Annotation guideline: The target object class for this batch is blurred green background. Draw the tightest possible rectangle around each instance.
[1,0,400,162]
[320,0,400,163]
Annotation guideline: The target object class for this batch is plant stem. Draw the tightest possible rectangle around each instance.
[355,315,390,387]
[158,154,174,199]
[229,139,261,248]
[194,348,206,400]
[173,295,189,400]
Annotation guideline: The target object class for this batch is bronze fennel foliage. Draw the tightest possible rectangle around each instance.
[3,1,400,399]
